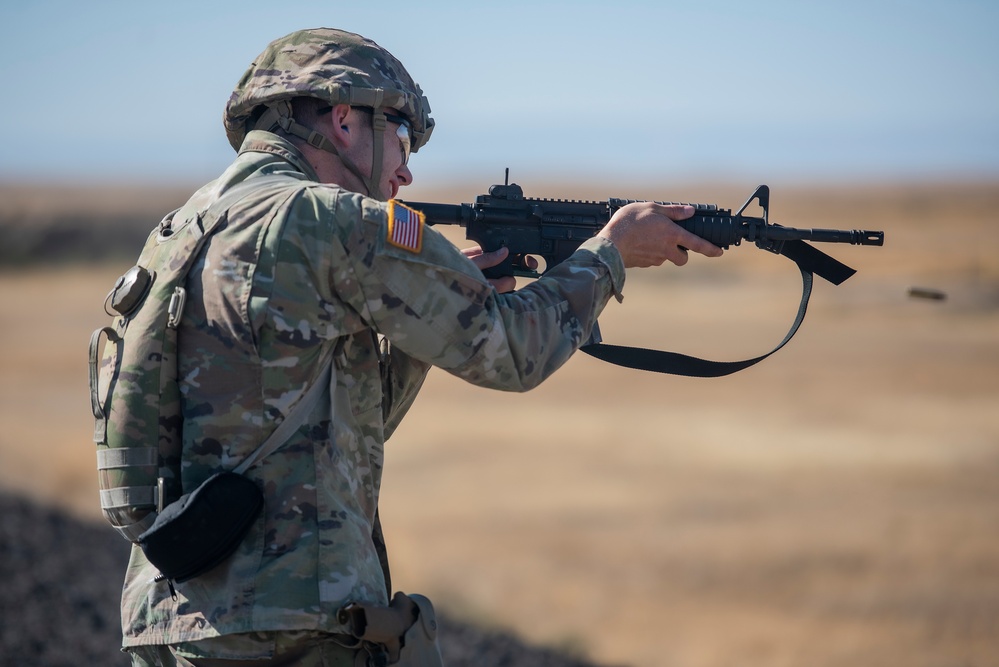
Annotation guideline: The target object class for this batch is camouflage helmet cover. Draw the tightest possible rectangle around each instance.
[224,28,434,153]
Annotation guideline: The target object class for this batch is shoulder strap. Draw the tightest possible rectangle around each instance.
[233,357,334,475]
[203,174,332,475]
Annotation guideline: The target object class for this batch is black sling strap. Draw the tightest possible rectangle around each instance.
[580,240,856,378]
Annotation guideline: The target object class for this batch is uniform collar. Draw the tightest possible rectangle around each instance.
[237,130,322,183]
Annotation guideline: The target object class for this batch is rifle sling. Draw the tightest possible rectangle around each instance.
[777,239,855,286]
[579,244,851,377]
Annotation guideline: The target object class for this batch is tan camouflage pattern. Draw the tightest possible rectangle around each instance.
[120,130,625,647]
[224,28,434,154]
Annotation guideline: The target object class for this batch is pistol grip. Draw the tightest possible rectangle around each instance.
[481,253,540,280]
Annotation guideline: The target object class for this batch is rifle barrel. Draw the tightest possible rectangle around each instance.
[402,201,466,226]
[766,225,884,246]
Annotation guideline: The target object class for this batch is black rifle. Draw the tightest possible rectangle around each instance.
[400,178,883,280]
[399,178,884,377]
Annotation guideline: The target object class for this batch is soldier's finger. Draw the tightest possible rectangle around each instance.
[678,229,724,258]
[655,203,695,221]
[468,246,509,269]
[668,246,690,267]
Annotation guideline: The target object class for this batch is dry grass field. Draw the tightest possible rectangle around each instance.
[1,179,997,666]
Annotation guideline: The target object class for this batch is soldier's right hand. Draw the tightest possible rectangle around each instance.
[597,202,723,268]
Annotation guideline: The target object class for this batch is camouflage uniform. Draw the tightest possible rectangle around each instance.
[120,128,625,651]
[118,28,625,662]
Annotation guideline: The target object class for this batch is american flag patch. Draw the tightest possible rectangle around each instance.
[386,201,425,253]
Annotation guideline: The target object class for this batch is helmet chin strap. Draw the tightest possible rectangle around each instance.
[255,102,388,200]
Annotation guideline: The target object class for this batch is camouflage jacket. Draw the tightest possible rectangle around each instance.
[121,131,625,647]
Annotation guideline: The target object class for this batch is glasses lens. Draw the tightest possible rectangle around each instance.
[384,113,412,164]
[396,124,411,164]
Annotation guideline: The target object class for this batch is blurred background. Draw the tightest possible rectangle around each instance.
[1,0,997,187]
[1,2,997,666]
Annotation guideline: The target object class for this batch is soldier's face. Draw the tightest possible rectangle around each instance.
[342,106,413,200]
[375,108,414,199]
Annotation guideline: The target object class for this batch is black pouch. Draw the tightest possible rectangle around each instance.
[137,472,263,583]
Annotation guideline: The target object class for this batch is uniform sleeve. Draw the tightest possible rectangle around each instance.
[328,192,626,392]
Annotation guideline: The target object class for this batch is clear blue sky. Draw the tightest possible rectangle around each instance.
[1,0,996,187]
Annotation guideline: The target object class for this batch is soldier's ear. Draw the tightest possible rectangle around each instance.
[329,104,353,143]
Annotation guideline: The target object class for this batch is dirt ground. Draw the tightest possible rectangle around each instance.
[1,180,997,666]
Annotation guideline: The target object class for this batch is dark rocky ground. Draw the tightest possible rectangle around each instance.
[0,492,602,667]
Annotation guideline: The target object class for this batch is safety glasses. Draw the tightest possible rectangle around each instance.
[345,106,412,165]
[382,111,413,165]
[317,105,413,165]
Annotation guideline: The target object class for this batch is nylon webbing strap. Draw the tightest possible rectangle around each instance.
[114,512,157,542]
[233,356,334,475]
[579,245,845,377]
[89,326,120,443]
[100,486,158,510]
[97,447,158,470]
[778,239,855,285]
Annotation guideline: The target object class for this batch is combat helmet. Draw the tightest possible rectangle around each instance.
[224,28,434,199]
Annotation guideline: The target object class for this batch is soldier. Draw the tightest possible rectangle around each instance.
[121,28,722,667]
